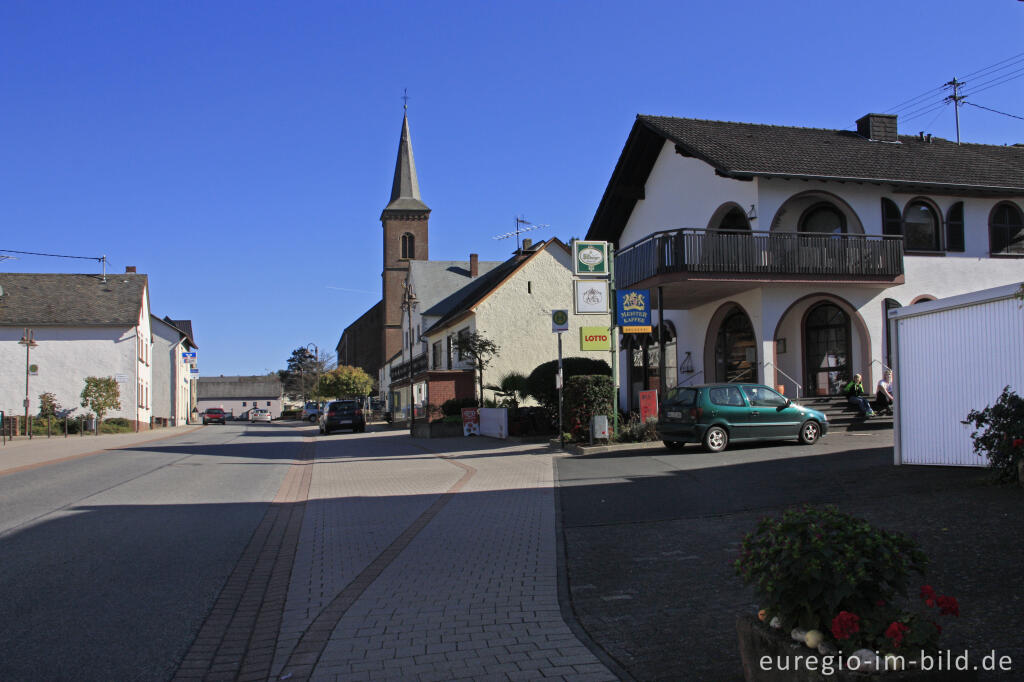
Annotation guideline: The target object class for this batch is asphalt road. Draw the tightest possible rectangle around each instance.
[0,422,302,682]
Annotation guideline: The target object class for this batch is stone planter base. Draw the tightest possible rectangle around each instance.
[411,421,464,438]
[737,615,976,681]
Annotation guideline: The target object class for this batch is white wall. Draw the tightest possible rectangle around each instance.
[892,287,1024,466]
[197,397,283,419]
[0,326,138,422]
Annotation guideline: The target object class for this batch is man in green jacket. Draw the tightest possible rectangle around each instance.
[844,374,875,417]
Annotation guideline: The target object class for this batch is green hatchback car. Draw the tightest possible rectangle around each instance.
[657,383,828,452]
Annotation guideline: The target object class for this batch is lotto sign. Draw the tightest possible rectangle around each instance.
[573,240,609,276]
[580,326,611,351]
[617,289,652,333]
[552,309,569,333]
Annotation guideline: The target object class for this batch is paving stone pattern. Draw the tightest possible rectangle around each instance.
[271,433,614,682]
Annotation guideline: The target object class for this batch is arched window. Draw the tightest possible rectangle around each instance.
[799,204,846,235]
[717,206,751,231]
[804,303,850,396]
[903,201,940,251]
[946,202,964,252]
[715,309,756,383]
[881,198,902,236]
[401,233,415,259]
[990,202,1024,256]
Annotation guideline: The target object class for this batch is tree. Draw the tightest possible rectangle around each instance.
[455,331,500,407]
[486,372,530,409]
[38,392,61,419]
[526,357,611,419]
[80,377,121,433]
[280,347,337,402]
[318,365,374,400]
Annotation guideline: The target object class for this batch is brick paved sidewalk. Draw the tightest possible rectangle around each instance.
[273,432,616,682]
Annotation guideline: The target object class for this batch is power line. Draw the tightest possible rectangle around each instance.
[0,248,103,261]
[963,66,1024,98]
[961,50,1024,80]
[964,101,1024,122]
[883,51,1024,116]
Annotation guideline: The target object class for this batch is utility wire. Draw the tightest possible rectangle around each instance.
[0,249,103,261]
[961,51,1024,81]
[963,67,1024,98]
[963,101,1024,122]
[883,51,1024,115]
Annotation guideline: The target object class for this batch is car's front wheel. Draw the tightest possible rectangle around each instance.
[799,420,821,445]
[702,426,729,453]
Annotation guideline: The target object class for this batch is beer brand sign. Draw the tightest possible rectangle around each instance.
[573,240,609,276]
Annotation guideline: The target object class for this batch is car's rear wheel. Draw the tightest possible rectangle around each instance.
[799,420,821,445]
[702,426,729,453]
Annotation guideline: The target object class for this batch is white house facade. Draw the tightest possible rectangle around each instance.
[151,316,197,426]
[586,114,1024,410]
[197,376,284,420]
[0,269,154,429]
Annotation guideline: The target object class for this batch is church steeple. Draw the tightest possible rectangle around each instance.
[383,114,430,215]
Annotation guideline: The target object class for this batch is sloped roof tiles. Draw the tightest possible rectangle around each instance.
[0,273,148,326]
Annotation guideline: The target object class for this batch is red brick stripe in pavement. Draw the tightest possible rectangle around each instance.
[171,438,315,682]
[275,455,477,682]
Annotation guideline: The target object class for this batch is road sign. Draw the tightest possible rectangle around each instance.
[552,309,569,333]
[573,240,609,276]
[617,289,652,333]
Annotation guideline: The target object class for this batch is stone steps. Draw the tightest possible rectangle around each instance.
[797,396,894,432]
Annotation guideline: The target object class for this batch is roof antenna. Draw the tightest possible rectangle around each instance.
[492,216,549,251]
[101,255,107,283]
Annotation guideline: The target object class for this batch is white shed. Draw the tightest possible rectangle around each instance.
[890,282,1024,467]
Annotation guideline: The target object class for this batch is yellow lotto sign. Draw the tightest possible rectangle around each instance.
[580,326,612,351]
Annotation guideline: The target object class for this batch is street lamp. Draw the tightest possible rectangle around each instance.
[18,328,38,439]
[401,282,418,430]
[305,343,320,410]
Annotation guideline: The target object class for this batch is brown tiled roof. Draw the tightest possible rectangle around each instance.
[639,115,1024,190]
[0,273,147,326]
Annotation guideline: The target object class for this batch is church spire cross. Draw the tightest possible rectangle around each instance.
[402,88,410,111]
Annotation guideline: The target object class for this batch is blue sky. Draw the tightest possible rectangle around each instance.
[2,1,1022,376]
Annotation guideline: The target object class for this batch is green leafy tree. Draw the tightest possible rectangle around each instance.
[318,365,374,399]
[280,347,337,402]
[38,392,61,419]
[80,377,121,433]
[455,332,500,407]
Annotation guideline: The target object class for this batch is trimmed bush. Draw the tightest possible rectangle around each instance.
[441,397,477,416]
[562,375,614,441]
[527,357,611,422]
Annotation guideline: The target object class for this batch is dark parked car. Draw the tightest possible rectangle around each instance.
[202,407,227,425]
[318,400,366,435]
[657,383,828,452]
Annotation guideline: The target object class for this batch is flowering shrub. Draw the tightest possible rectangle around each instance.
[736,506,962,653]
[963,386,1024,482]
[734,506,926,631]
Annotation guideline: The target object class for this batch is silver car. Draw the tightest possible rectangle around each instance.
[249,408,272,423]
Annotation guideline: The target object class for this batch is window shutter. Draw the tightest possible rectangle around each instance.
[881,198,902,236]
[946,202,964,252]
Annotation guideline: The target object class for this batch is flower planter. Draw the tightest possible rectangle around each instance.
[736,616,977,682]
[410,421,464,438]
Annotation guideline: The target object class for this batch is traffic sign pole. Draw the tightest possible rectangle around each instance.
[610,245,618,439]
[558,332,564,449]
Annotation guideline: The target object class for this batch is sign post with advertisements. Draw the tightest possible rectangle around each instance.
[461,407,479,436]
[638,390,658,424]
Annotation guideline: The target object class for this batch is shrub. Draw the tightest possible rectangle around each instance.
[735,506,927,636]
[527,357,611,422]
[441,397,477,416]
[616,412,658,443]
[100,418,132,434]
[963,386,1024,483]
[562,375,614,441]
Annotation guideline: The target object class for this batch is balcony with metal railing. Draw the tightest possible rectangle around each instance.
[389,353,429,383]
[615,228,904,305]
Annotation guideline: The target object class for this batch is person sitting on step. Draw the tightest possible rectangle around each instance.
[873,370,895,416]
[843,373,874,418]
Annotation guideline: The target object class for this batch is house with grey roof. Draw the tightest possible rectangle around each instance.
[387,239,613,418]
[151,316,197,426]
[0,268,156,429]
[586,113,1024,412]
[197,375,284,420]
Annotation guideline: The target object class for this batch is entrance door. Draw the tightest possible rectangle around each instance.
[715,309,757,383]
[804,303,851,396]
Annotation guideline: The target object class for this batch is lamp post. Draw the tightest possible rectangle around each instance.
[18,328,37,439]
[305,343,320,411]
[401,282,418,430]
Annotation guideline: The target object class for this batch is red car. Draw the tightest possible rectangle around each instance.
[202,408,226,425]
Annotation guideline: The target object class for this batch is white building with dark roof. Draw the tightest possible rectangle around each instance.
[151,316,197,426]
[0,268,155,429]
[196,375,284,420]
[586,113,1024,410]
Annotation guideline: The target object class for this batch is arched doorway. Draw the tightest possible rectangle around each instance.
[804,303,851,395]
[714,308,757,383]
[626,323,678,411]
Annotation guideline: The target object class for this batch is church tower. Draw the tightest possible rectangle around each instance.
[381,112,430,362]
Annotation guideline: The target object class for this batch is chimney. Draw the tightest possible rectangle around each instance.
[522,238,533,251]
[469,254,478,277]
[125,266,137,273]
[856,113,898,143]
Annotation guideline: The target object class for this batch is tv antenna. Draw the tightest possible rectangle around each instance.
[493,216,549,251]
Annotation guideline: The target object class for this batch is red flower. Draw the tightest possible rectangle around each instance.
[885,621,910,648]
[876,599,886,607]
[937,595,960,617]
[831,611,861,640]
[1013,438,1023,448]
[920,585,937,606]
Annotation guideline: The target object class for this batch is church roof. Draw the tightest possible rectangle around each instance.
[384,114,430,214]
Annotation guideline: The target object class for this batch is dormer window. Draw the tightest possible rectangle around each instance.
[401,233,415,259]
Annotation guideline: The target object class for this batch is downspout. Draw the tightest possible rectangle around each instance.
[135,324,140,432]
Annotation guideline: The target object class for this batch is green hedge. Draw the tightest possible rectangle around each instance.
[563,375,615,441]
[526,357,611,421]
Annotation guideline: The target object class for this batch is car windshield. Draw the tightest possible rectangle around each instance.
[207,409,223,414]
[664,387,697,406]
